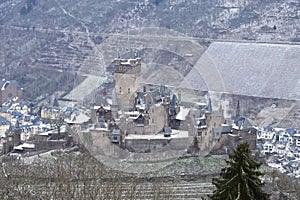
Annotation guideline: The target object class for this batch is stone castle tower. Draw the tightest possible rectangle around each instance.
[114,58,141,110]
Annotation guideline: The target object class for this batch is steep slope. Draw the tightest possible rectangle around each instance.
[0,0,299,101]
[2,0,298,40]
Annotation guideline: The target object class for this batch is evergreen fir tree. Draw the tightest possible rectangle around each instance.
[210,142,269,200]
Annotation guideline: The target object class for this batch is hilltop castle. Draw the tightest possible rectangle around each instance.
[113,57,180,135]
[91,57,257,154]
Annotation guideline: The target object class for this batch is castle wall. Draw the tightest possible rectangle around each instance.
[125,138,169,153]
[233,129,257,150]
[210,130,257,155]
[125,136,190,153]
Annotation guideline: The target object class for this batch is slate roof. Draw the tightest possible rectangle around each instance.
[206,98,212,113]
[98,118,107,129]
[233,116,253,130]
[182,42,300,100]
[221,124,232,133]
[198,118,206,127]
[193,109,204,119]
[150,90,161,103]
[286,128,297,135]
[111,129,121,135]
[265,126,274,132]
[135,92,146,105]
[160,84,166,97]
[0,116,10,126]
[170,94,177,108]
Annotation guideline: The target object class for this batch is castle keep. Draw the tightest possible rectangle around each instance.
[114,58,141,111]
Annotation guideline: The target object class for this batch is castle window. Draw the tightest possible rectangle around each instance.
[119,87,122,93]
[128,88,130,94]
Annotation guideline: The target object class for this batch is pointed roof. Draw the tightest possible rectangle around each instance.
[198,118,206,127]
[207,98,212,113]
[170,94,177,108]
[160,84,166,97]
[233,116,252,130]
[15,120,20,129]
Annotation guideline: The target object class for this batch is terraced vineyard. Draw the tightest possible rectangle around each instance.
[90,181,215,199]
